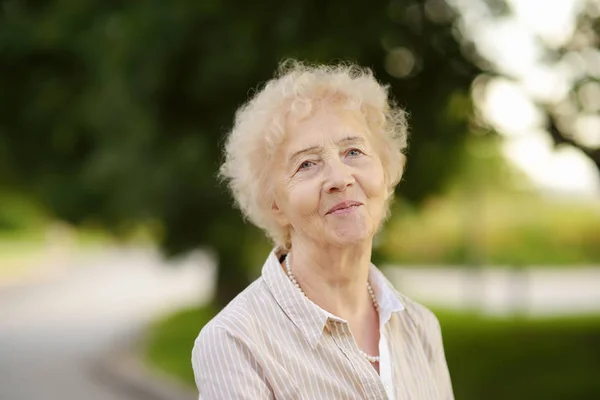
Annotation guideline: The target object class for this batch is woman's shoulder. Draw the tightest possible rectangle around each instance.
[397,291,441,330]
[390,290,446,361]
[194,278,271,345]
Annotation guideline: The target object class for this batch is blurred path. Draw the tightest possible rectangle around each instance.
[386,266,600,316]
[2,244,598,400]
[0,246,212,400]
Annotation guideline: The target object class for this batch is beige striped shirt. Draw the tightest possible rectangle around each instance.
[192,250,454,399]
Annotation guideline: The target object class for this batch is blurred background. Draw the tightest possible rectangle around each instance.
[1,0,600,399]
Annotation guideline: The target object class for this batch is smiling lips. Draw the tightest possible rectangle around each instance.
[326,200,363,215]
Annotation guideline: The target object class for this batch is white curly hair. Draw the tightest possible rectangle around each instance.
[219,60,409,249]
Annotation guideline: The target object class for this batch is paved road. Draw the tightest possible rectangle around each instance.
[2,245,599,400]
[0,246,212,400]
[385,265,600,316]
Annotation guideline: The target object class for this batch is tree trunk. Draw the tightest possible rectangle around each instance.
[214,245,253,309]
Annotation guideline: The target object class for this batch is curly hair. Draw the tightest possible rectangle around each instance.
[219,59,409,248]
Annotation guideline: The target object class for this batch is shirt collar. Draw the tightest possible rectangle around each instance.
[262,249,328,349]
[261,249,405,348]
[368,264,405,327]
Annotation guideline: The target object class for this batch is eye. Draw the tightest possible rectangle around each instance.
[298,160,315,170]
[346,148,363,157]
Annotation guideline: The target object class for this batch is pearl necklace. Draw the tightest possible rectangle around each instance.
[285,253,381,363]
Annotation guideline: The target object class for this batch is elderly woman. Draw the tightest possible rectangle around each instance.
[192,61,454,400]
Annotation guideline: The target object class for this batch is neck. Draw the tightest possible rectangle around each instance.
[285,239,374,320]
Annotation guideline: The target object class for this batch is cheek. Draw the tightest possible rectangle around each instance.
[286,181,321,218]
[363,162,387,200]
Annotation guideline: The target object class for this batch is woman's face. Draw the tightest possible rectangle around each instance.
[272,106,387,248]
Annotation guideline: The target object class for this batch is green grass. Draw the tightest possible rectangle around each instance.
[0,216,155,281]
[382,193,600,266]
[0,240,46,280]
[0,228,110,281]
[436,310,600,400]
[145,305,600,399]
[143,304,219,385]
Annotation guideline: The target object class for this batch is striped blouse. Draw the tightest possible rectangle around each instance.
[192,250,454,399]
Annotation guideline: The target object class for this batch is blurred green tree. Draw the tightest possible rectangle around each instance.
[537,1,600,173]
[456,0,600,177]
[1,0,486,306]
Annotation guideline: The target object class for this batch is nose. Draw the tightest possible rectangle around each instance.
[323,159,354,193]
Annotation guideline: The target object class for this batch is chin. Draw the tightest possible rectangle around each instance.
[326,229,373,247]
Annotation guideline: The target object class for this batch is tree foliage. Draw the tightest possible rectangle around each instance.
[541,0,600,172]
[1,0,485,305]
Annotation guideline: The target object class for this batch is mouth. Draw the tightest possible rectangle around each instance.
[326,201,363,215]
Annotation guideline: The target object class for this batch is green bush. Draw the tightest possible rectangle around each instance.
[0,194,47,238]
[439,311,600,400]
[144,304,218,385]
[145,305,600,399]
[382,194,600,266]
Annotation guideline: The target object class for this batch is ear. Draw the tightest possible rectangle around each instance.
[271,200,289,227]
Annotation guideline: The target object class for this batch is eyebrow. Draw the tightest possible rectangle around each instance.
[289,136,364,161]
